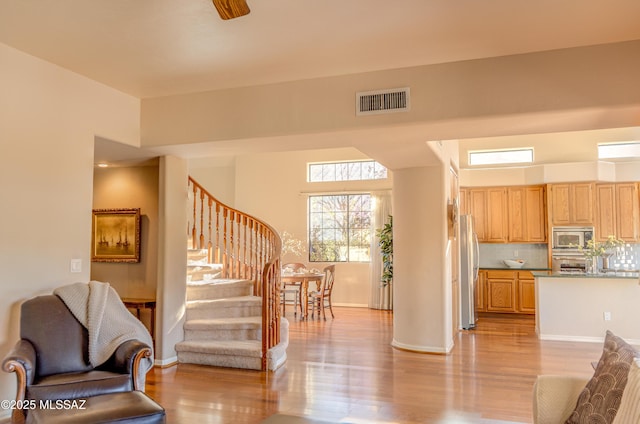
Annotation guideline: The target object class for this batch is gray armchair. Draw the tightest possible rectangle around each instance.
[2,294,152,421]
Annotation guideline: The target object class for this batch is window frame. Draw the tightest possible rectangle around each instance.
[308,160,387,182]
[308,193,372,263]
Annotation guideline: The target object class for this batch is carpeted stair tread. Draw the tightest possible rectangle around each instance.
[184,316,261,330]
[187,278,252,287]
[176,339,263,357]
[186,295,261,307]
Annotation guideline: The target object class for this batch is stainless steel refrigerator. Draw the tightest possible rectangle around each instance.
[459,215,479,330]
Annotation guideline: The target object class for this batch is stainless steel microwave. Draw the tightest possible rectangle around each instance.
[551,226,594,251]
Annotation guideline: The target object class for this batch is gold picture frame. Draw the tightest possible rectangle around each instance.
[91,208,141,263]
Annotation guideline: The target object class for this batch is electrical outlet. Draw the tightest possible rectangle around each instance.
[513,250,518,257]
[603,311,612,321]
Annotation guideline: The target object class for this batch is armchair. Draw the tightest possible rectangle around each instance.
[2,294,152,422]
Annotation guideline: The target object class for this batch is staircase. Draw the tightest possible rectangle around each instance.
[176,249,288,370]
[175,178,285,371]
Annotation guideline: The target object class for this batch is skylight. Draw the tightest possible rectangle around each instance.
[598,142,640,159]
[468,148,533,166]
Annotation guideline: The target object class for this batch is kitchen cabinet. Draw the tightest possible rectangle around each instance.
[517,271,536,314]
[595,182,639,242]
[485,270,517,313]
[461,185,544,243]
[475,270,486,312]
[463,187,508,242]
[507,185,547,242]
[481,270,535,315]
[548,183,594,226]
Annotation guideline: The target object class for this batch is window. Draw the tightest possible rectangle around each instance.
[468,148,533,166]
[308,161,387,182]
[598,142,640,159]
[309,194,372,262]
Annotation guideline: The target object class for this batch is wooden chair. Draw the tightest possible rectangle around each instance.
[281,262,305,316]
[309,265,335,320]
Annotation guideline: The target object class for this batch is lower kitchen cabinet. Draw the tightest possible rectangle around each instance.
[517,272,536,314]
[486,270,517,312]
[481,269,535,315]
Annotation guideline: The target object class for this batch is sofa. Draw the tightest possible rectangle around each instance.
[532,331,640,424]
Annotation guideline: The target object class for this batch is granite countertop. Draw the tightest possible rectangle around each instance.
[532,270,640,279]
[481,267,551,271]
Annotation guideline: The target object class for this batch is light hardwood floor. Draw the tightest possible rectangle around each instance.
[145,307,603,423]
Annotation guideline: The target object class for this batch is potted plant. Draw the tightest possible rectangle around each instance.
[377,215,393,287]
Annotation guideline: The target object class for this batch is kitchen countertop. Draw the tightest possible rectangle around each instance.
[481,267,551,271]
[532,270,640,279]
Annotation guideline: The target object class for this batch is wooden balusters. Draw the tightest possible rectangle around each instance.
[187,177,282,370]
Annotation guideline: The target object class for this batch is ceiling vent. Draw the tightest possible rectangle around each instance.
[356,87,410,116]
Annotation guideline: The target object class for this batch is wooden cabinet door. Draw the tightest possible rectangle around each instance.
[525,186,547,242]
[517,272,536,314]
[549,184,571,226]
[468,189,488,241]
[616,183,639,242]
[475,270,486,312]
[486,271,517,312]
[572,183,594,224]
[485,188,508,242]
[595,184,616,241]
[549,183,594,226]
[508,186,546,242]
[507,187,526,242]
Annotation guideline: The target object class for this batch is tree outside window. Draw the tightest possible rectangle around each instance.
[308,194,371,262]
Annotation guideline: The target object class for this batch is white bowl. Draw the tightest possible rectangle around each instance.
[503,259,526,268]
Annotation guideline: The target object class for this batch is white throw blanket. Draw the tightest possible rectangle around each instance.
[54,281,154,372]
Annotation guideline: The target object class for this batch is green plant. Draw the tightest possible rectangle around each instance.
[577,235,623,258]
[377,215,393,286]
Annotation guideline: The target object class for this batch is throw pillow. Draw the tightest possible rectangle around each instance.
[612,358,640,424]
[565,330,639,424]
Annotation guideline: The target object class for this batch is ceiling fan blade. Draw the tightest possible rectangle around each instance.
[212,0,250,20]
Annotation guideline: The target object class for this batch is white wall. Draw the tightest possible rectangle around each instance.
[0,42,140,413]
[536,275,640,345]
[231,148,393,307]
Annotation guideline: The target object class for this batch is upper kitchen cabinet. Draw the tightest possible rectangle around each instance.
[462,187,508,242]
[595,182,639,242]
[461,185,545,243]
[548,183,595,226]
[507,185,547,243]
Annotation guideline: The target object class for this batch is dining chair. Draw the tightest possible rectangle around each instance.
[309,264,335,320]
[281,262,305,316]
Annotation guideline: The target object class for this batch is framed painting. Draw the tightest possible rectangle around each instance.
[91,208,141,263]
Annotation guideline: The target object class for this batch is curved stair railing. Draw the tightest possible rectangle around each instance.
[188,176,282,370]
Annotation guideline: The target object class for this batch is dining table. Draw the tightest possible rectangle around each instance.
[280,270,325,319]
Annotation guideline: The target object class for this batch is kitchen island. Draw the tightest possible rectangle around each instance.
[533,271,640,344]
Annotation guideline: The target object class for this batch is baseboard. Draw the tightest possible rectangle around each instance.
[391,339,451,354]
[539,334,640,346]
[333,303,368,308]
[154,356,178,368]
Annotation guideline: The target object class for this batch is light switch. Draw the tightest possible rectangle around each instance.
[70,259,82,273]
